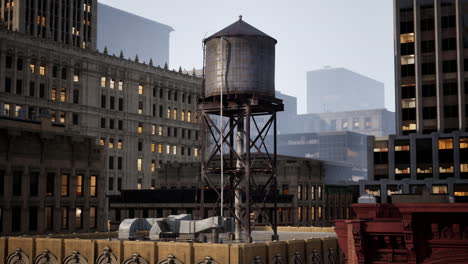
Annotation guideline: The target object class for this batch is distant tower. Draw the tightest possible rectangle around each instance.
[199,16,283,242]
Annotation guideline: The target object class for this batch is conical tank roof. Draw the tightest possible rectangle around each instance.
[204,16,277,43]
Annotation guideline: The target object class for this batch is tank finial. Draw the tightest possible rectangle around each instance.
[239,15,243,21]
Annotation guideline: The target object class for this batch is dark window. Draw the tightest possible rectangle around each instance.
[152,104,156,116]
[138,141,143,151]
[118,120,123,130]
[401,43,414,56]
[29,82,35,97]
[109,177,114,191]
[118,98,123,111]
[159,89,163,98]
[153,87,157,97]
[174,128,178,138]
[188,95,192,104]
[421,40,435,53]
[30,172,39,196]
[400,21,414,34]
[118,157,122,170]
[13,171,22,196]
[167,127,171,137]
[441,15,456,28]
[29,207,38,231]
[101,95,106,108]
[444,105,458,118]
[39,83,45,98]
[188,130,192,139]
[422,62,436,75]
[101,118,106,128]
[5,78,11,93]
[5,55,12,68]
[109,119,114,129]
[0,170,4,196]
[422,83,436,97]
[182,94,185,103]
[159,105,163,118]
[110,96,115,110]
[12,207,21,232]
[168,91,171,100]
[442,38,456,51]
[182,129,185,139]
[423,107,437,119]
[420,18,434,31]
[109,156,114,170]
[196,130,199,140]
[443,60,457,73]
[115,208,121,221]
[73,90,79,104]
[401,85,416,99]
[61,67,67,80]
[174,92,178,101]
[16,79,22,94]
[443,81,458,95]
[52,65,58,77]
[118,178,122,191]
[72,113,79,125]
[17,58,23,71]
[402,108,416,121]
[401,64,415,77]
[46,173,55,196]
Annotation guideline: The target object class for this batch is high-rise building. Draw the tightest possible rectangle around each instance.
[364,0,468,203]
[306,67,385,113]
[0,0,97,49]
[97,3,173,67]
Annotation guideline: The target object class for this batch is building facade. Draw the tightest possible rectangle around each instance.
[0,0,97,49]
[108,155,357,228]
[306,67,385,114]
[0,24,202,193]
[365,0,468,203]
[97,3,173,67]
[0,117,106,235]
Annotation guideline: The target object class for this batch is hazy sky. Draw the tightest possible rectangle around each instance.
[99,0,395,113]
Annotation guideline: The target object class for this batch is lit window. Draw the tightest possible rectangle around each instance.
[75,208,83,229]
[110,79,115,89]
[158,144,163,153]
[3,104,10,116]
[158,126,163,136]
[395,167,411,174]
[195,112,199,122]
[438,138,453,149]
[395,145,410,151]
[173,145,177,155]
[109,138,114,149]
[118,140,123,150]
[151,160,156,172]
[100,138,105,146]
[167,108,171,119]
[138,101,143,115]
[118,80,123,91]
[61,207,68,229]
[138,123,143,134]
[461,164,468,172]
[181,111,185,121]
[60,112,65,123]
[365,187,380,197]
[417,167,432,174]
[318,186,322,200]
[137,158,143,172]
[39,64,45,76]
[401,55,415,65]
[187,111,192,122]
[90,176,97,197]
[318,206,322,220]
[14,105,21,117]
[297,207,302,221]
[137,179,142,190]
[460,138,468,149]
[342,121,348,129]
[166,145,170,154]
[173,108,177,120]
[61,174,69,196]
[353,118,360,129]
[100,77,106,88]
[152,125,156,135]
[402,98,416,108]
[400,33,415,43]
[402,123,417,131]
[60,88,66,102]
[82,42,86,49]
[76,175,83,197]
[432,185,448,194]
[138,84,144,95]
[73,74,79,82]
[51,88,57,100]
[439,166,454,173]
[50,110,56,122]
[194,148,199,157]
[311,207,315,221]
[151,143,156,153]
[89,207,96,228]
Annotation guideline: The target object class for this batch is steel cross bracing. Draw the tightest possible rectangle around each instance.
[198,96,282,242]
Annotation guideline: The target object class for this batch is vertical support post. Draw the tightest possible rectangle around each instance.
[245,104,252,242]
[235,115,244,241]
[272,112,279,241]
[199,112,207,219]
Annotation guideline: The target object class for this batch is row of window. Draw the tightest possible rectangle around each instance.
[281,184,323,201]
[375,138,468,153]
[4,56,80,81]
[0,171,97,198]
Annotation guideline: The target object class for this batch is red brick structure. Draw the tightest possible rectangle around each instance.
[335,203,468,264]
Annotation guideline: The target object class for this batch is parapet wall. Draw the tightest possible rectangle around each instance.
[0,235,341,264]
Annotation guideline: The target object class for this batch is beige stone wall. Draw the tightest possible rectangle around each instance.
[0,235,342,264]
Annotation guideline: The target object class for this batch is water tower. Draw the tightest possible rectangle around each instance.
[198,16,283,242]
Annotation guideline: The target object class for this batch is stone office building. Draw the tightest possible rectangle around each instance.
[0,23,202,193]
[0,116,106,235]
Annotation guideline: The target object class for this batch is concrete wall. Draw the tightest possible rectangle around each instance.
[0,234,342,264]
